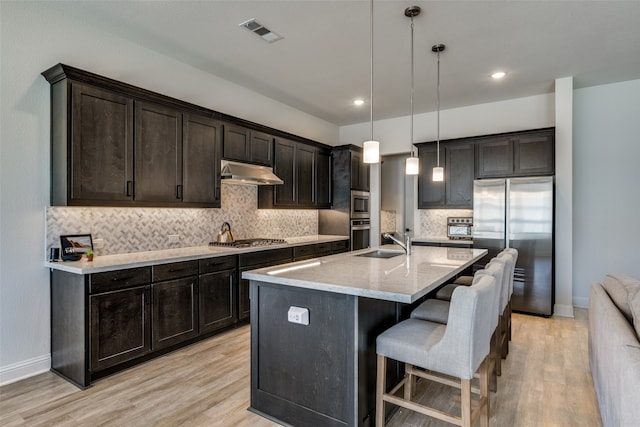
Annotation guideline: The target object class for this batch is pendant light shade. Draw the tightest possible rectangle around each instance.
[432,43,446,182]
[432,166,444,181]
[406,156,419,175]
[404,6,420,175]
[363,140,380,163]
[363,0,380,164]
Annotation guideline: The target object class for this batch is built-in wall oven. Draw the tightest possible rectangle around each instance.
[350,190,370,219]
[350,219,371,251]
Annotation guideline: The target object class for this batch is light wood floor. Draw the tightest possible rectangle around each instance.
[0,310,601,427]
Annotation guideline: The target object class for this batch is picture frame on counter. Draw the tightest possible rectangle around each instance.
[60,234,93,261]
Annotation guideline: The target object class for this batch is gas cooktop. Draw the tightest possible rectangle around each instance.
[209,238,287,248]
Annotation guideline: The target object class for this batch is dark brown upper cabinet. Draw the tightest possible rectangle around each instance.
[222,124,273,166]
[417,142,474,209]
[67,83,135,205]
[42,64,330,208]
[134,101,183,204]
[183,114,222,206]
[258,139,331,209]
[476,128,554,178]
[350,150,370,192]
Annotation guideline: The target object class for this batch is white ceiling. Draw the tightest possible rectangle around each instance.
[44,0,640,126]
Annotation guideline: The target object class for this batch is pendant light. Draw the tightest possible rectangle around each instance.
[405,6,420,175]
[432,44,445,182]
[363,0,380,164]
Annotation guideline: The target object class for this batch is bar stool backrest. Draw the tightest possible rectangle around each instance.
[429,275,497,379]
[472,259,504,332]
[503,248,519,298]
[497,252,515,309]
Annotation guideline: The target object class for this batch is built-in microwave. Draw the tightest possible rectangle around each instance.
[350,190,370,219]
[447,217,473,240]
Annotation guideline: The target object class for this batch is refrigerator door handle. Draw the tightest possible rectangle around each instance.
[505,179,510,248]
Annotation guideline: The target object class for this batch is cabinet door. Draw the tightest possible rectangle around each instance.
[249,131,274,166]
[475,138,513,178]
[151,277,198,350]
[296,143,315,207]
[183,114,222,206]
[199,270,236,334]
[350,150,370,191]
[135,101,183,202]
[222,124,250,162]
[445,143,474,208]
[273,138,296,206]
[238,267,252,322]
[513,132,554,176]
[70,83,134,203]
[315,148,331,208]
[90,286,150,371]
[417,144,446,208]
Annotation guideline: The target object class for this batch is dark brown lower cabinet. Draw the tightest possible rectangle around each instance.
[151,277,199,350]
[50,242,347,388]
[90,285,151,372]
[199,269,236,334]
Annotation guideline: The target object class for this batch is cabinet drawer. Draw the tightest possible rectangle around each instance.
[153,261,199,282]
[294,245,316,260]
[331,240,349,253]
[239,248,293,268]
[90,267,152,294]
[315,242,333,256]
[199,255,237,274]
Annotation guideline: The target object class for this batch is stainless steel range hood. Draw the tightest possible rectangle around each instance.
[221,160,284,185]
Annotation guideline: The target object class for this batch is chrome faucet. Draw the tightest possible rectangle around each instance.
[383,232,412,256]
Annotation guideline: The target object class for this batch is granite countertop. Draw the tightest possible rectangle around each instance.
[45,235,349,275]
[243,245,487,304]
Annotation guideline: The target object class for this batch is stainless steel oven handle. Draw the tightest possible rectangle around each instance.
[351,225,371,231]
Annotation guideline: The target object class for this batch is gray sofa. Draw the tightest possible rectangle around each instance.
[588,274,640,427]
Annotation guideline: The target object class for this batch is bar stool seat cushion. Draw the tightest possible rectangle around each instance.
[377,319,446,371]
[453,275,474,286]
[410,299,450,324]
[436,283,460,301]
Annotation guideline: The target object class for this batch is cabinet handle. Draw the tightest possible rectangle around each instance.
[112,276,133,282]
[126,181,134,197]
[176,185,183,200]
[168,268,186,273]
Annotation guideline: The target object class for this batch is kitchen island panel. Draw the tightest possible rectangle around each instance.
[251,282,355,426]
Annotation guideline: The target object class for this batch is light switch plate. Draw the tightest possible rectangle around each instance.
[287,306,309,325]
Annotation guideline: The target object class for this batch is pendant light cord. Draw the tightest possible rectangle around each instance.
[410,15,415,157]
[369,0,374,141]
[436,48,441,167]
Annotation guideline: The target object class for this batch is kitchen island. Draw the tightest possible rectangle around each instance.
[243,245,487,427]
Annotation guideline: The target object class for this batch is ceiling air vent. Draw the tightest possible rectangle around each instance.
[239,18,283,43]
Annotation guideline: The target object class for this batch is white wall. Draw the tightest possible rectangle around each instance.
[339,93,555,153]
[572,79,640,307]
[0,1,338,384]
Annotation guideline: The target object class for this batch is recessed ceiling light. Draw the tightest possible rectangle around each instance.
[491,71,507,79]
[353,99,365,106]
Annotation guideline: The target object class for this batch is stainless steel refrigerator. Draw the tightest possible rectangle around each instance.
[473,177,554,316]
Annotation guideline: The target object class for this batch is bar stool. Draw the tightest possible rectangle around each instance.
[410,259,506,386]
[375,275,497,427]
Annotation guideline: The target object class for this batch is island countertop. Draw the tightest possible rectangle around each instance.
[243,245,487,304]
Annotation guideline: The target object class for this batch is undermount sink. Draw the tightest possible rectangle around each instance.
[356,249,405,259]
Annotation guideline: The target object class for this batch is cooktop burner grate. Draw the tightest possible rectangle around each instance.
[209,238,286,248]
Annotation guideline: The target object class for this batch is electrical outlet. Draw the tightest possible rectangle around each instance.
[287,306,309,325]
[93,238,104,249]
[168,234,180,243]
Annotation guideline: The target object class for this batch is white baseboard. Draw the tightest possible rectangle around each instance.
[554,303,575,318]
[572,296,589,309]
[0,354,51,386]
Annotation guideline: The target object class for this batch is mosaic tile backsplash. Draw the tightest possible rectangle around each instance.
[418,209,473,238]
[46,184,318,256]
